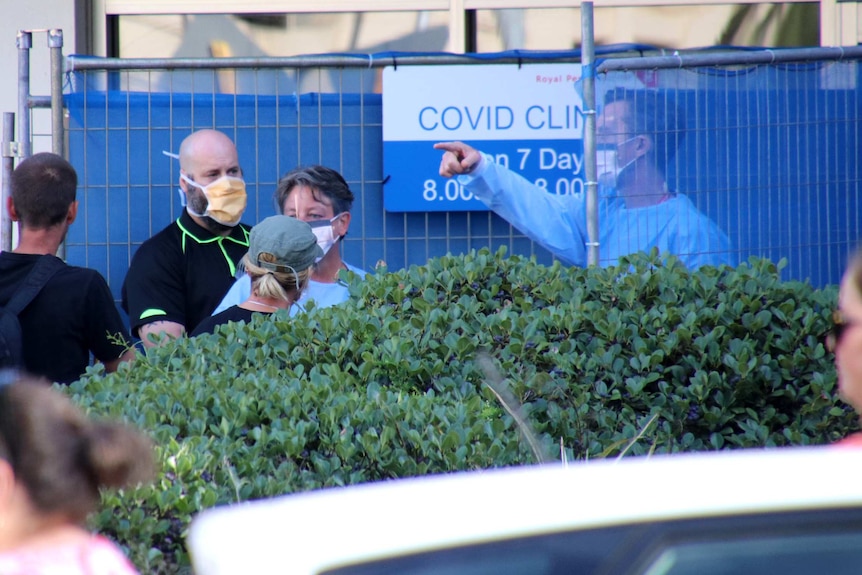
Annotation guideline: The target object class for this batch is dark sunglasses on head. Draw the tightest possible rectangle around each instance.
[826,310,862,352]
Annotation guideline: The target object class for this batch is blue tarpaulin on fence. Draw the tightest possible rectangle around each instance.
[64,54,861,300]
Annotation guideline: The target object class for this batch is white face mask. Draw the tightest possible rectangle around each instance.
[595,137,639,189]
[595,145,619,188]
[307,213,346,259]
[181,173,247,227]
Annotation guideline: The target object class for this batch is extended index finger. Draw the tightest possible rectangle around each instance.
[433,142,464,154]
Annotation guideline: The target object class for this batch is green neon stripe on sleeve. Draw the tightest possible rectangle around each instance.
[140,308,168,320]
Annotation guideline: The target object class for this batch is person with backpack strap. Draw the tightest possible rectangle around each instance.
[0,256,64,369]
[0,153,134,384]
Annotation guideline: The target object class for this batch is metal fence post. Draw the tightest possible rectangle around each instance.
[48,29,67,260]
[49,29,64,158]
[17,31,31,160]
[1,113,16,252]
[53,46,862,288]
[581,2,599,267]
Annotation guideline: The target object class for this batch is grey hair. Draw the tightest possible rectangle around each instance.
[274,165,354,215]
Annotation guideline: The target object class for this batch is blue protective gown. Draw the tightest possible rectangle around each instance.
[458,153,735,269]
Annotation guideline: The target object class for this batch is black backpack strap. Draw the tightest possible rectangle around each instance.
[4,256,65,315]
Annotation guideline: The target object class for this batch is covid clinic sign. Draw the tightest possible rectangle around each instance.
[382,64,585,212]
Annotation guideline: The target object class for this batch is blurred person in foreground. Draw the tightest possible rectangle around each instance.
[192,215,322,337]
[0,372,155,573]
[435,88,733,270]
[213,165,366,316]
[828,249,862,447]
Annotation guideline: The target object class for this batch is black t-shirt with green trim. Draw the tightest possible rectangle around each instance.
[121,210,251,338]
[0,252,132,384]
[190,305,265,337]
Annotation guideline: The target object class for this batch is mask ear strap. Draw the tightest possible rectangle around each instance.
[635,134,652,157]
[285,265,300,292]
[265,264,301,293]
[180,172,200,189]
[332,212,348,239]
[178,173,193,208]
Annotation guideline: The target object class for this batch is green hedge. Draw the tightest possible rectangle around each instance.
[68,248,857,573]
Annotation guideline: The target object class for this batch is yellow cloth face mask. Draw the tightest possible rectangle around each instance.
[182,174,247,226]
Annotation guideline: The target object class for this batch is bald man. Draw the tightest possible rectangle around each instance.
[122,129,251,347]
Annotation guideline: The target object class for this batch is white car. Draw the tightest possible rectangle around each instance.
[187,446,862,575]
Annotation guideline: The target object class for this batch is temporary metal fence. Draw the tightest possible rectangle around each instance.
[4,29,861,323]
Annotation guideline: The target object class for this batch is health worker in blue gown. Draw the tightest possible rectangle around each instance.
[435,88,734,270]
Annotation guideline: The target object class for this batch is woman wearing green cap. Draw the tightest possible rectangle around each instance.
[190,215,323,337]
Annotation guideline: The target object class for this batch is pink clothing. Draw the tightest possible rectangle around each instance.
[0,534,138,575]
[833,432,862,448]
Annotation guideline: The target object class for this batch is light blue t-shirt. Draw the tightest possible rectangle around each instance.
[212,262,367,317]
[459,153,734,269]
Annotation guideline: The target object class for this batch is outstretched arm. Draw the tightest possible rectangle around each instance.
[434,143,588,267]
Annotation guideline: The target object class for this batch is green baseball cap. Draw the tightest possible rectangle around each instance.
[248,215,323,273]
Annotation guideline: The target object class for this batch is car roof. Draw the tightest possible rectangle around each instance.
[188,446,862,575]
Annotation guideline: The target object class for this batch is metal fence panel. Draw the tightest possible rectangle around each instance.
[593,58,860,286]
[65,61,562,314]
[57,50,862,317]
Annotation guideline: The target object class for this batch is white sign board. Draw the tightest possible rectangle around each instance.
[382,64,585,211]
